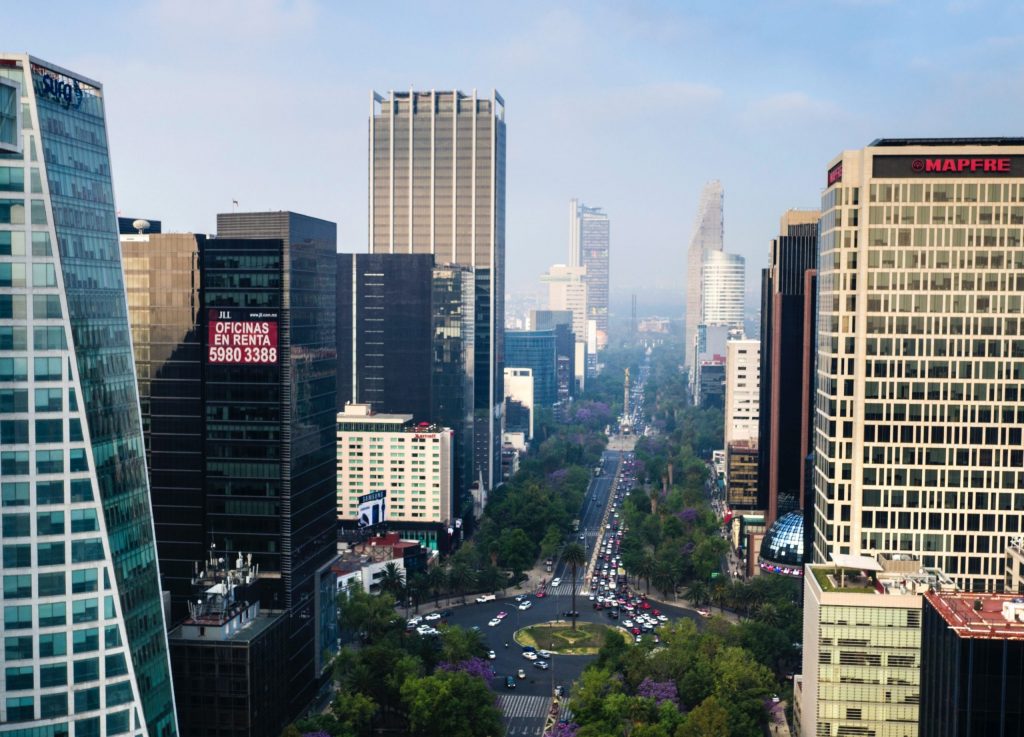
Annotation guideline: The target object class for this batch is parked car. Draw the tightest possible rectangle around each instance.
[476,594,496,603]
[424,612,442,621]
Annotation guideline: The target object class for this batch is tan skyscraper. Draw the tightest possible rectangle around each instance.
[813,138,1024,592]
[369,89,506,496]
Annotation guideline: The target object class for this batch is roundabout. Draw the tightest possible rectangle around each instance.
[514,620,630,655]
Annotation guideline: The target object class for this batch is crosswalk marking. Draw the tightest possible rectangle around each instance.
[558,703,574,723]
[496,694,550,721]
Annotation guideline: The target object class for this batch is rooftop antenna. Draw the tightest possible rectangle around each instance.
[132,219,150,235]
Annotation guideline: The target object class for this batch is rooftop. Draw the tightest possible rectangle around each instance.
[925,592,1024,641]
[869,137,1024,147]
[810,553,955,596]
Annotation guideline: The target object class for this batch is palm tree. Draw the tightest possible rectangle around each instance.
[427,566,446,608]
[562,543,587,630]
[651,560,677,600]
[633,552,656,595]
[379,562,405,599]
[448,563,474,604]
[683,580,709,608]
[408,573,429,614]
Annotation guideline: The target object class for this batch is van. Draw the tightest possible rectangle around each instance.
[475,593,496,603]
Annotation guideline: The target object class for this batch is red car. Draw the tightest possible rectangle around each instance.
[641,602,651,610]
[631,627,641,636]
[536,590,546,598]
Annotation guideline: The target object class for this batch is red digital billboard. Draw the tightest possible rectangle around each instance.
[207,309,279,364]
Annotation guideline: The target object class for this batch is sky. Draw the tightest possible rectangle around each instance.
[9,0,1024,312]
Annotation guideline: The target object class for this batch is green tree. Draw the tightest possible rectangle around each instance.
[683,580,710,607]
[448,563,474,604]
[401,671,503,737]
[596,626,629,670]
[562,542,587,629]
[651,558,678,599]
[379,562,406,599]
[337,582,401,643]
[675,695,730,737]
[633,552,656,595]
[498,527,536,579]
[539,524,563,560]
[440,626,486,663]
[427,566,446,607]
[569,667,623,726]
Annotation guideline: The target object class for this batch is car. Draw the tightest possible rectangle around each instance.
[551,578,562,587]
[657,615,668,622]
[518,601,532,611]
[505,676,516,689]
[496,611,508,619]
[579,534,585,540]
[521,645,536,653]
[641,602,651,610]
[623,619,634,628]
[608,610,619,619]
[470,625,480,632]
[696,607,711,618]
[522,651,538,661]
[440,610,454,618]
[476,594,496,603]
[635,634,643,643]
[517,668,527,680]
[488,650,496,660]
[513,594,526,603]
[554,685,564,697]
[536,590,546,598]
[538,650,553,659]
[588,594,596,601]
[487,618,501,627]
[424,612,442,622]
[562,610,580,618]
[534,660,550,670]
[407,616,423,627]
[631,627,641,636]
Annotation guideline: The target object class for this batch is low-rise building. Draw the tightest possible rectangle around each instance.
[796,554,955,737]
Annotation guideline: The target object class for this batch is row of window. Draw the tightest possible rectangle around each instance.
[2,478,93,506]
[0,230,52,256]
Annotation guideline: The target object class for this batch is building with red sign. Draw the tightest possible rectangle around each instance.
[813,139,1024,593]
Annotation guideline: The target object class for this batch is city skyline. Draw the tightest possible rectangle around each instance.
[9,1,1024,299]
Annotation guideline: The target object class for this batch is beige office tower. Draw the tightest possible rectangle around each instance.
[684,180,724,368]
[369,89,505,496]
[813,139,1024,592]
[541,263,588,339]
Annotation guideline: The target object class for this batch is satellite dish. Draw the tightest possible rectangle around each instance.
[132,219,150,234]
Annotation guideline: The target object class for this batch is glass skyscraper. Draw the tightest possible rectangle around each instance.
[505,330,557,408]
[568,200,610,339]
[684,180,724,369]
[0,54,176,737]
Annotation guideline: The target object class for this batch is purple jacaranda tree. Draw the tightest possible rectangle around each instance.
[637,678,680,708]
[438,656,495,681]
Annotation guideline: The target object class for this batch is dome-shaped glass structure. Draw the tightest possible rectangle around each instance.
[758,511,804,577]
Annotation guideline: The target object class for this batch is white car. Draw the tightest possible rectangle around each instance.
[537,650,553,659]
[522,651,538,661]
[416,625,438,636]
[518,601,532,611]
[589,594,596,601]
[476,594,496,603]
[488,650,496,660]
[623,619,634,628]
[551,578,562,587]
[424,612,442,622]
[408,616,424,627]
[487,618,502,627]
[657,615,668,622]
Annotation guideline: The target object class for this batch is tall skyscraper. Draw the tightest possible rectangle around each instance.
[684,180,724,368]
[757,210,819,529]
[813,139,1024,592]
[569,200,609,338]
[369,89,505,496]
[701,250,745,328]
[0,54,177,736]
[724,339,760,445]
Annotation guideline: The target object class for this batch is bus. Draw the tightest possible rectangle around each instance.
[572,519,580,534]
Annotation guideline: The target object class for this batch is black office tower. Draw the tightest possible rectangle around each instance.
[337,254,475,518]
[212,211,339,717]
[122,233,206,621]
[757,211,818,527]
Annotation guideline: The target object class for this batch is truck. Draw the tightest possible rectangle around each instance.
[545,558,554,573]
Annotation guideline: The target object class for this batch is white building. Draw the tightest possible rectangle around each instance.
[541,263,588,341]
[503,367,534,440]
[702,250,746,329]
[813,139,1024,592]
[725,339,760,444]
[336,404,453,534]
[685,180,724,369]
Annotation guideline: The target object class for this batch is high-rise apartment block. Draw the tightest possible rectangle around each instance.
[758,210,818,528]
[369,89,505,497]
[725,339,760,444]
[813,139,1024,592]
[335,404,454,550]
[0,54,177,737]
[569,200,609,339]
[684,180,724,368]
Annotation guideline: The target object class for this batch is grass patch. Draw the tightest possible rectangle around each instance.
[812,567,877,594]
[515,621,630,655]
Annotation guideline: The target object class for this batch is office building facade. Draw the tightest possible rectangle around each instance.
[568,200,609,338]
[796,555,954,737]
[503,367,534,440]
[919,592,1024,737]
[758,210,819,528]
[336,404,454,550]
[701,250,745,328]
[369,89,505,497]
[122,233,205,621]
[0,54,177,736]
[813,139,1024,592]
[541,264,587,341]
[505,330,557,408]
[684,180,723,368]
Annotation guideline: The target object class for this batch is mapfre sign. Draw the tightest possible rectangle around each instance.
[873,155,1024,178]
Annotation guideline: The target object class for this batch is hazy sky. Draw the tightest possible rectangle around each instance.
[9,0,1024,307]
